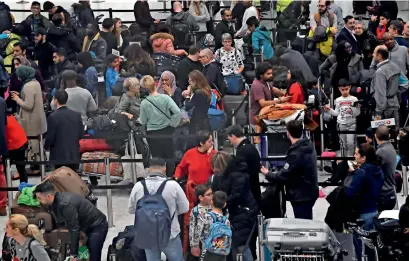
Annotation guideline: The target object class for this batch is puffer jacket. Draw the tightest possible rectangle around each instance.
[212,158,259,247]
[150,33,185,56]
[51,192,107,256]
[3,33,21,74]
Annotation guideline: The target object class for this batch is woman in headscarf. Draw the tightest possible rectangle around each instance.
[10,66,47,169]
[7,56,46,113]
[157,70,182,107]
[77,51,98,98]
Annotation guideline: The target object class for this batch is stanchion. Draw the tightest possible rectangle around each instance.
[213,131,218,151]
[104,157,114,228]
[128,131,137,184]
[5,159,13,216]
[318,77,325,170]
[39,135,46,179]
[110,254,116,261]
[402,165,409,197]
[257,215,265,261]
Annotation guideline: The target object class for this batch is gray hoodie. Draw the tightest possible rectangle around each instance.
[376,141,397,198]
[166,11,200,32]
[388,42,409,75]
[370,60,401,115]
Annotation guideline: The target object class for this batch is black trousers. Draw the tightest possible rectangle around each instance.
[146,126,175,177]
[2,144,28,183]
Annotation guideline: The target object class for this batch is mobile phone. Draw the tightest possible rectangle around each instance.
[347,161,356,171]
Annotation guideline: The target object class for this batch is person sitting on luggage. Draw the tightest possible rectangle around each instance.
[214,33,244,78]
[189,184,212,259]
[158,70,183,107]
[78,233,90,261]
[105,54,120,98]
[128,157,189,261]
[150,24,188,56]
[34,181,109,261]
[197,191,231,261]
[6,214,50,261]
[246,16,274,61]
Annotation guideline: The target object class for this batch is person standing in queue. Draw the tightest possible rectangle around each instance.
[34,181,108,261]
[260,120,319,219]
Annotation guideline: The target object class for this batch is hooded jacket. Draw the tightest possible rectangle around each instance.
[344,162,384,214]
[278,48,316,84]
[3,33,21,74]
[212,158,259,247]
[47,25,81,57]
[165,11,200,32]
[265,138,319,203]
[370,60,401,115]
[82,33,107,73]
[150,33,186,56]
[251,25,274,60]
[134,0,155,32]
[25,14,51,32]
[388,42,409,75]
[71,3,96,29]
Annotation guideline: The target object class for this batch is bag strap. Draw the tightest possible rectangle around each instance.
[140,180,150,195]
[146,98,171,120]
[27,238,37,261]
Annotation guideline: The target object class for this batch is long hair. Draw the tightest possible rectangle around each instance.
[211,151,232,175]
[112,18,122,42]
[287,67,308,98]
[9,214,46,246]
[124,44,155,71]
[192,1,201,16]
[188,70,211,99]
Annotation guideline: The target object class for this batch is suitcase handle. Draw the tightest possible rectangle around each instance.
[283,232,306,237]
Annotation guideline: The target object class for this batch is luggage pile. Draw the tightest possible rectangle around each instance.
[2,167,96,261]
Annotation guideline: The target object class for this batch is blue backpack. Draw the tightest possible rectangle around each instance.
[208,92,226,131]
[204,212,232,255]
[134,179,175,250]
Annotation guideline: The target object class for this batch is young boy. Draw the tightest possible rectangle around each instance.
[189,184,212,259]
[199,191,231,261]
[324,78,361,157]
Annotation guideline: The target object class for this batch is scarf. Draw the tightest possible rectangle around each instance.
[157,70,177,95]
[15,65,36,85]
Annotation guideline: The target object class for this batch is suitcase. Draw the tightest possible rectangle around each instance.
[43,167,89,197]
[81,151,123,177]
[79,138,112,153]
[265,218,338,257]
[44,229,72,260]
[11,193,54,232]
[223,95,248,126]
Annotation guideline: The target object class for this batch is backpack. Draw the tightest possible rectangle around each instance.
[204,212,232,255]
[0,2,12,34]
[0,37,19,57]
[171,13,193,48]
[313,12,335,27]
[134,179,175,250]
[208,92,226,131]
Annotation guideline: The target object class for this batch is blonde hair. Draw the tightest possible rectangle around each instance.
[140,75,156,93]
[124,77,140,91]
[211,151,232,174]
[9,214,47,246]
[192,1,201,15]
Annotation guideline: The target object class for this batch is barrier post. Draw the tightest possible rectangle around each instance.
[257,215,265,261]
[5,159,13,216]
[104,157,114,228]
[402,165,409,197]
[213,131,218,151]
[231,109,236,126]
[128,131,137,184]
[108,8,113,19]
[39,135,46,179]
[110,254,116,261]
[318,77,325,170]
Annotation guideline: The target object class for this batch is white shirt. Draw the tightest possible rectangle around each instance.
[329,95,361,125]
[235,6,258,37]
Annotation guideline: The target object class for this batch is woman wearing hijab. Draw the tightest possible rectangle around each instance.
[157,70,182,107]
[77,52,98,97]
[10,66,47,166]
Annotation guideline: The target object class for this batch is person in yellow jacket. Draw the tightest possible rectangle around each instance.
[3,33,22,74]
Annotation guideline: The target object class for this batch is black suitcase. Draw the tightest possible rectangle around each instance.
[107,226,147,261]
[223,94,249,126]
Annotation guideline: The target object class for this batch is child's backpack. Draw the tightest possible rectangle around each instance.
[204,212,232,255]
[208,91,226,131]
[133,179,175,250]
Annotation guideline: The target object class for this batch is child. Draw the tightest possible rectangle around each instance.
[78,232,90,261]
[324,78,361,157]
[105,54,120,98]
[189,184,212,259]
[198,191,231,261]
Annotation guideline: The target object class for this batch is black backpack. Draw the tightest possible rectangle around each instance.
[171,13,193,48]
[0,2,12,34]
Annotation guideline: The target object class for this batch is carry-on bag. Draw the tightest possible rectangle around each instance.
[79,138,112,153]
[43,167,89,197]
[81,151,123,177]
[44,229,72,260]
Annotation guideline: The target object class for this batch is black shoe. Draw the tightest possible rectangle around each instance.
[324,166,333,174]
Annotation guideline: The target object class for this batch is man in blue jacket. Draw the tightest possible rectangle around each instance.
[261,120,319,219]
[246,16,274,60]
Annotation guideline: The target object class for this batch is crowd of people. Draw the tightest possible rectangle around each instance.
[0,0,409,261]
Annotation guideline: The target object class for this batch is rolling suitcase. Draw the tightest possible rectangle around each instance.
[43,167,89,197]
[223,94,249,126]
[44,229,71,260]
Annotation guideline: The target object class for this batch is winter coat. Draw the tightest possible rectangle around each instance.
[25,14,51,32]
[3,34,21,74]
[134,0,155,32]
[82,33,107,73]
[355,30,381,69]
[388,42,409,75]
[251,25,274,60]
[212,158,258,247]
[71,3,96,29]
[150,33,186,56]
[320,53,364,86]
[165,11,200,32]
[47,25,81,58]
[279,48,316,83]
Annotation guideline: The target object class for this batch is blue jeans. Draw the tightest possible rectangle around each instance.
[87,222,108,261]
[353,212,377,261]
[231,245,253,261]
[145,235,183,261]
[291,200,316,220]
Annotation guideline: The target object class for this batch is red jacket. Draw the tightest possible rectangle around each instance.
[287,82,306,104]
[376,24,387,39]
[5,115,27,151]
[150,33,186,56]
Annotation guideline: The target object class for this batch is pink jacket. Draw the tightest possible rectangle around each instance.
[150,33,186,56]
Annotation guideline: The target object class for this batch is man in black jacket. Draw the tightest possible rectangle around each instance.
[53,48,77,92]
[44,89,83,171]
[261,120,319,220]
[336,15,361,54]
[214,9,235,50]
[176,45,202,91]
[34,28,56,80]
[277,0,310,43]
[99,18,118,55]
[134,0,160,34]
[34,181,108,261]
[25,1,51,33]
[200,48,226,94]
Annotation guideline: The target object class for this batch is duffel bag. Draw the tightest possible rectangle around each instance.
[80,138,112,153]
[224,74,243,95]
[81,152,123,177]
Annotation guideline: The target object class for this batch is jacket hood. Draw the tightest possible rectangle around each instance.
[150,32,174,43]
[172,11,188,21]
[390,42,399,52]
[290,138,314,154]
[255,26,270,37]
[360,162,384,180]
